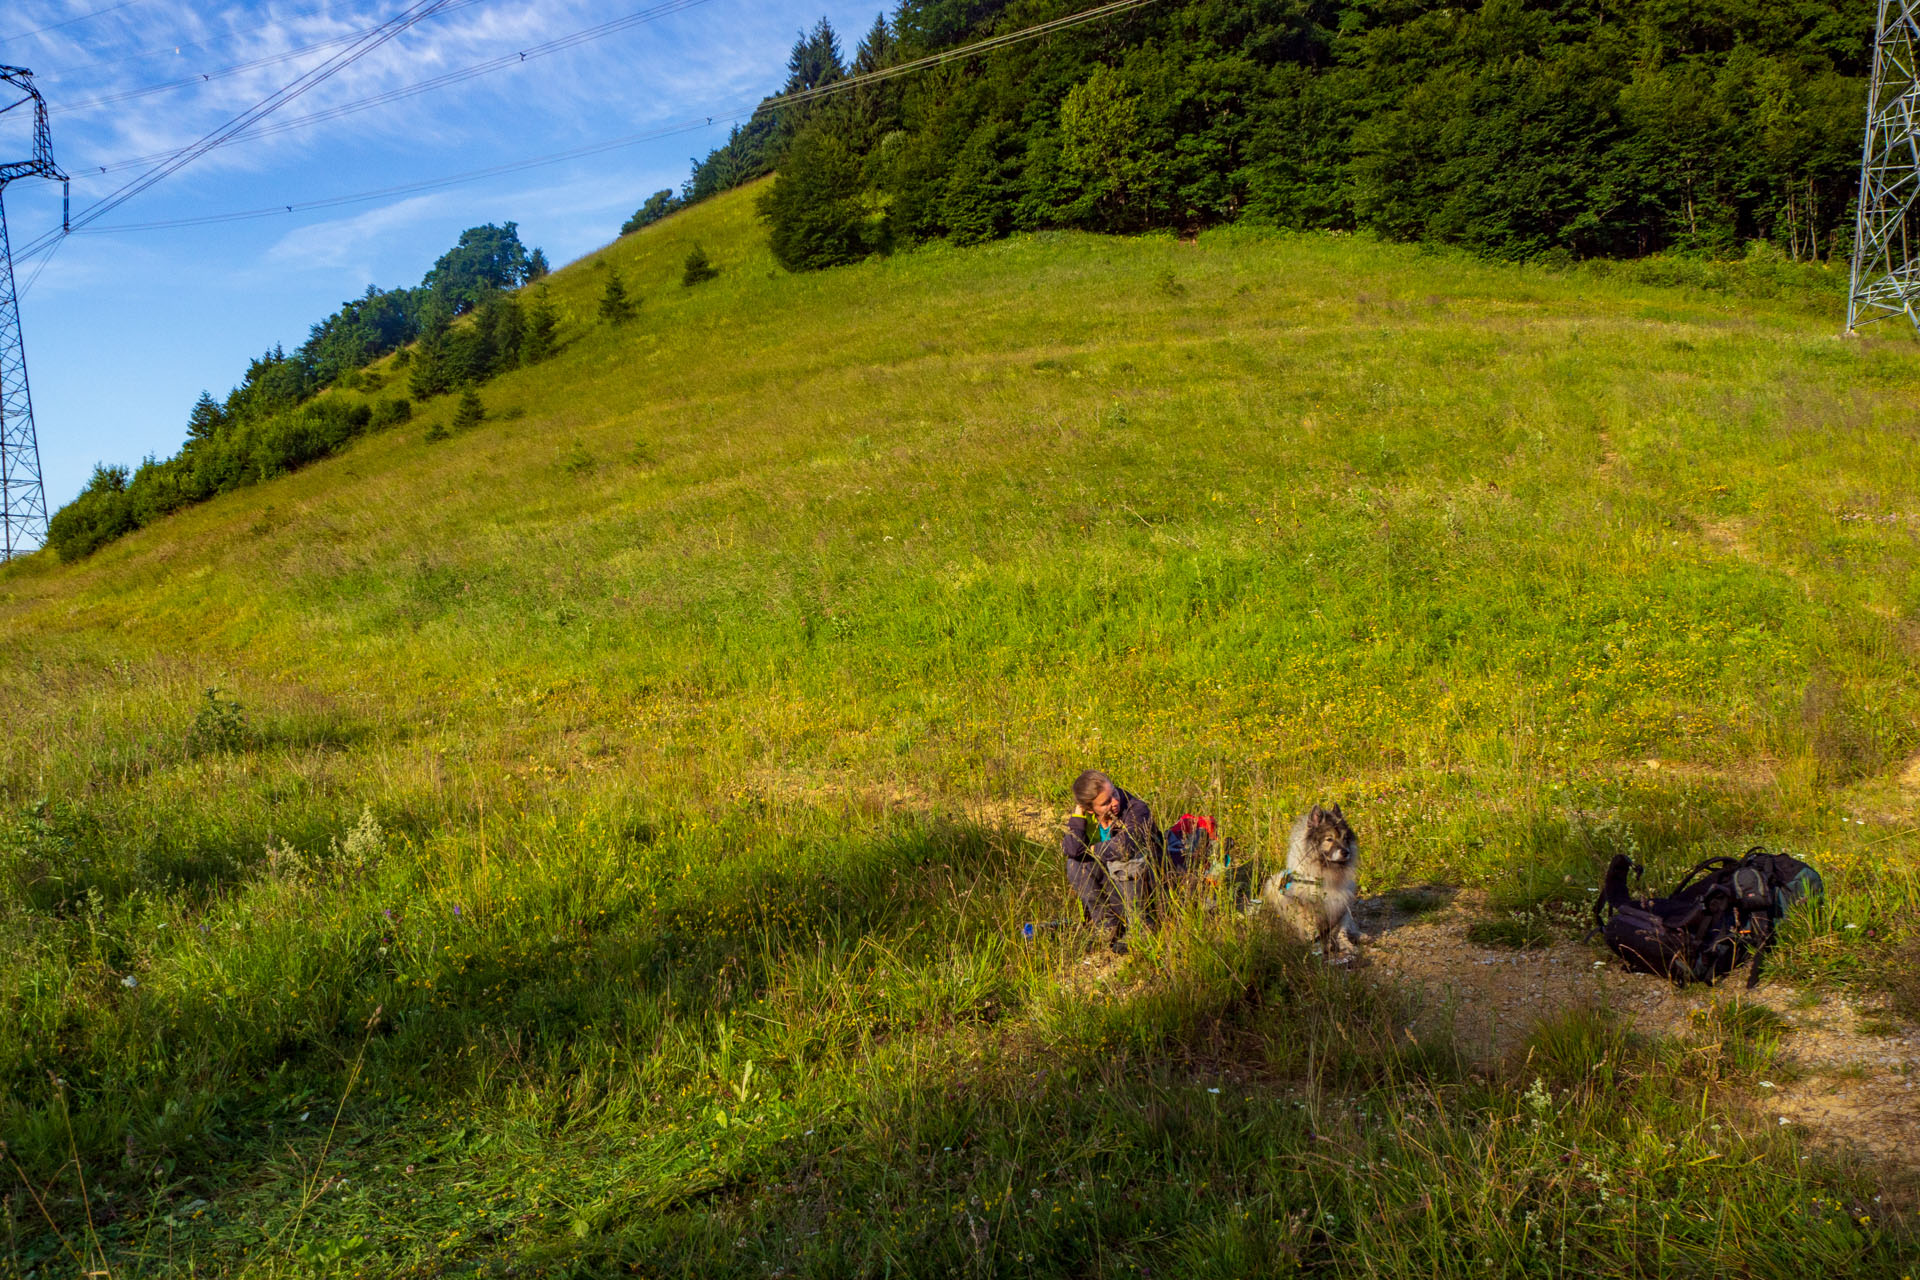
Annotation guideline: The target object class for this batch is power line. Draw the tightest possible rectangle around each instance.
[84,0,718,176]
[1,0,142,44]
[57,0,491,113]
[15,0,468,262]
[29,0,1168,243]
[774,0,1165,112]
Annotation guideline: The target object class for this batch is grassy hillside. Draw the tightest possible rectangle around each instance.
[2,180,1918,1275]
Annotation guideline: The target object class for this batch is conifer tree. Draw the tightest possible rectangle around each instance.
[760,128,871,271]
[186,391,227,443]
[472,294,524,376]
[784,18,844,93]
[682,244,720,286]
[409,305,454,399]
[526,248,550,281]
[852,13,892,74]
[452,388,485,432]
[522,286,557,363]
[598,268,636,323]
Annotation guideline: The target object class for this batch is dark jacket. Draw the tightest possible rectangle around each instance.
[1063,788,1161,865]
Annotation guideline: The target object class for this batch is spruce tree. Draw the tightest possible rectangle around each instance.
[682,244,719,286]
[409,344,448,400]
[598,268,636,324]
[784,18,844,93]
[760,128,871,271]
[452,388,485,432]
[471,294,523,376]
[522,286,557,363]
[852,13,892,74]
[186,391,227,443]
[526,247,550,281]
[409,305,453,399]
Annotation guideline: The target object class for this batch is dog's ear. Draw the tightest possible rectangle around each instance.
[1308,804,1325,824]
[1330,802,1344,820]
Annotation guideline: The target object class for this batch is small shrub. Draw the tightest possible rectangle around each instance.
[599,269,636,323]
[452,388,485,432]
[682,244,720,286]
[369,397,412,429]
[188,688,248,753]
[425,421,450,443]
[328,806,386,881]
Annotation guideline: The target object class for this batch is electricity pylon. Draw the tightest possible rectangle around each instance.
[1848,0,1920,334]
[0,65,66,558]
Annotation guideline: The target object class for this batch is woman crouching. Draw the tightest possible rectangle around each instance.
[1063,770,1175,954]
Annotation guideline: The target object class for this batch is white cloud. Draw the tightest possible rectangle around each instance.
[263,191,450,271]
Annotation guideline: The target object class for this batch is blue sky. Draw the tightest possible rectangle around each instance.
[2,0,879,509]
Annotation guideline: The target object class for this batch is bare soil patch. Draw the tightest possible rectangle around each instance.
[1357,890,1920,1174]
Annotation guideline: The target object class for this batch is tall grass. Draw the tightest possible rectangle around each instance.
[1,182,1917,1273]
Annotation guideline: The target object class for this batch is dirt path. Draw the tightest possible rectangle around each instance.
[1356,891,1920,1174]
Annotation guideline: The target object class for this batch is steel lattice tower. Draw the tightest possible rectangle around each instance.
[0,66,65,559]
[1849,0,1920,333]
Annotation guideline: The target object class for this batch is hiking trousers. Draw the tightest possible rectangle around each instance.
[1067,855,1157,938]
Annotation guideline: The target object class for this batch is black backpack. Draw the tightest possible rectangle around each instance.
[1593,847,1823,988]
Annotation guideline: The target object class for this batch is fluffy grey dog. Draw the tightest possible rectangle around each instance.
[1260,804,1363,954]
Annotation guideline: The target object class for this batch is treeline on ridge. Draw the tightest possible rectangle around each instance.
[48,225,554,561]
[666,0,1871,270]
[49,0,1874,560]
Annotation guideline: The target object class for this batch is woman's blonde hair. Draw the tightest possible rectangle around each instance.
[1072,769,1113,809]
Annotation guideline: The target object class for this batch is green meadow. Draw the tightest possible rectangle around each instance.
[2,180,1918,1275]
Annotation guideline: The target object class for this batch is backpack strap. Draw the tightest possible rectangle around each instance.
[1669,855,1741,900]
[1592,854,1643,933]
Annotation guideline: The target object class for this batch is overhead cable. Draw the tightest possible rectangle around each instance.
[22,0,1166,246]
[770,0,1164,112]
[16,0,466,261]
